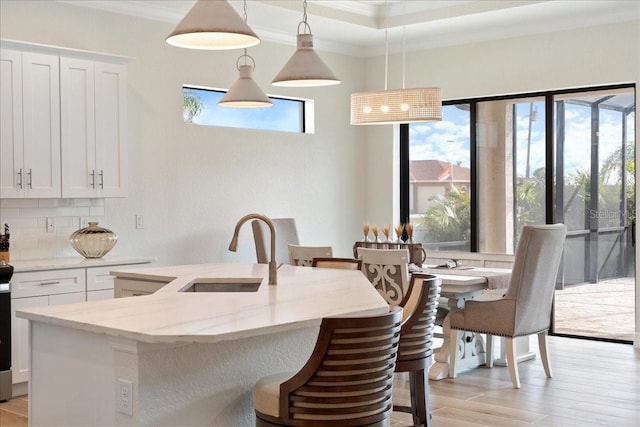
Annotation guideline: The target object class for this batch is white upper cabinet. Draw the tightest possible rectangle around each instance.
[60,58,127,197]
[1,40,131,199]
[1,50,61,198]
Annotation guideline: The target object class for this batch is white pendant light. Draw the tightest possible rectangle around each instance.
[166,0,260,50]
[350,1,441,125]
[219,51,273,108]
[272,0,340,87]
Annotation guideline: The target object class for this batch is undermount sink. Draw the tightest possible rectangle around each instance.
[180,277,263,293]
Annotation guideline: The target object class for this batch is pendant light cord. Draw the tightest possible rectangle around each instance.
[240,0,250,67]
[298,0,312,35]
[384,0,388,91]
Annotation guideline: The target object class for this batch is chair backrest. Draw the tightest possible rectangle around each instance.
[277,307,402,425]
[251,218,299,265]
[311,257,362,270]
[288,244,333,266]
[396,274,441,372]
[357,247,410,306]
[505,224,567,336]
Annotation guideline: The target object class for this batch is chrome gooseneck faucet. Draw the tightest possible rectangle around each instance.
[228,213,277,285]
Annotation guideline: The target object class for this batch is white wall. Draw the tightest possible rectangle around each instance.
[0,0,368,264]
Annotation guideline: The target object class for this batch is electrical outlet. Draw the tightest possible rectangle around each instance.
[116,379,133,416]
[46,217,55,233]
[135,214,144,229]
[80,217,89,228]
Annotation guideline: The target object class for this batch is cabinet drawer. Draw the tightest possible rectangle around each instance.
[11,269,85,298]
[119,289,153,298]
[115,278,166,298]
[86,266,116,292]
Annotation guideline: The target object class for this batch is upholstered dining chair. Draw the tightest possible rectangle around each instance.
[253,307,403,426]
[448,223,567,389]
[357,247,410,306]
[252,218,299,265]
[393,273,441,427]
[311,257,362,270]
[287,245,333,267]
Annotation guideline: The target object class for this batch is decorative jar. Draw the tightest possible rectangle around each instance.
[69,222,117,258]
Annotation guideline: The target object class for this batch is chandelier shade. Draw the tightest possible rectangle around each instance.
[166,0,260,50]
[272,33,341,87]
[350,87,442,125]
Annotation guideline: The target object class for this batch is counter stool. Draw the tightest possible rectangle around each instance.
[253,307,403,426]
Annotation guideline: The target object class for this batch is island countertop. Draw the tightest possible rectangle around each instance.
[16,262,388,345]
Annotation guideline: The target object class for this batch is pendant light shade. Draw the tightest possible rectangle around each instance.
[351,87,442,125]
[219,60,273,108]
[166,0,260,50]
[272,33,340,87]
[272,1,340,88]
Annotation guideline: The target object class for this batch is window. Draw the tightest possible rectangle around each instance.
[406,104,471,251]
[182,86,311,133]
[401,85,635,257]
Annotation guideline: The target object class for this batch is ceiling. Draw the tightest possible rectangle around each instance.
[60,0,640,57]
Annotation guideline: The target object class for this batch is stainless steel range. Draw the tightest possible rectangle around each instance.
[0,261,13,401]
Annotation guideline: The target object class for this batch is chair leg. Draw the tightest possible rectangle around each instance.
[505,337,521,389]
[485,334,494,368]
[537,331,553,378]
[408,368,431,427]
[448,329,461,378]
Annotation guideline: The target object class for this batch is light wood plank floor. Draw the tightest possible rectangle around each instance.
[1,336,638,426]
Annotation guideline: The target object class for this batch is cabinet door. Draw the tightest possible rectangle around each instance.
[86,265,115,292]
[95,62,127,197]
[0,49,24,198]
[60,57,96,198]
[49,291,85,305]
[87,289,114,301]
[11,296,47,384]
[22,52,61,198]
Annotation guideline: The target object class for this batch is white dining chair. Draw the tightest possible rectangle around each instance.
[287,245,333,267]
[252,218,299,265]
[357,247,410,306]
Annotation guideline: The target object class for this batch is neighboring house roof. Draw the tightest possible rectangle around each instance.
[410,160,470,182]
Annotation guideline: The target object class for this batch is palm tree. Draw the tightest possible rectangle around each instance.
[422,185,470,243]
[183,90,204,123]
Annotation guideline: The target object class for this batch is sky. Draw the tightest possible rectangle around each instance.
[409,98,635,179]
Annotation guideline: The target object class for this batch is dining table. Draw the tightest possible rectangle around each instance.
[414,266,517,380]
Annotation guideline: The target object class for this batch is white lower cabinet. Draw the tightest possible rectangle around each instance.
[10,260,152,386]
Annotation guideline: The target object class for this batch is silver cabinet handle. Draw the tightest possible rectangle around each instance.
[39,281,61,286]
[27,168,33,189]
[90,170,96,189]
[17,168,23,189]
[99,170,104,189]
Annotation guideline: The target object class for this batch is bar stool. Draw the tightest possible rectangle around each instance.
[253,307,403,426]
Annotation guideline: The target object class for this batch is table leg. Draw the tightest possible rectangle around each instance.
[429,293,487,380]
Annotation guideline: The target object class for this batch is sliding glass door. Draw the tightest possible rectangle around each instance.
[552,88,636,341]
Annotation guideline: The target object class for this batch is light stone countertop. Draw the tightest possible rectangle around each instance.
[9,256,157,273]
[16,263,389,345]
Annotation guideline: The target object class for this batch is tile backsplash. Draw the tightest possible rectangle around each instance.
[0,198,105,261]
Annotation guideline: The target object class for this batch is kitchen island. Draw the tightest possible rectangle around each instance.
[16,263,388,426]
